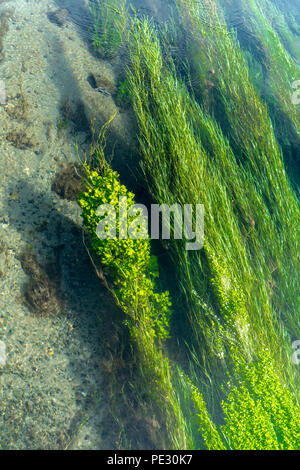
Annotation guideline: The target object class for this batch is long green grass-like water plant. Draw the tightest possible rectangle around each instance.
[79,4,300,450]
[89,0,127,58]
[126,16,300,447]
[218,0,300,181]
[273,0,300,52]
[128,15,299,388]
[129,18,250,368]
[175,0,300,346]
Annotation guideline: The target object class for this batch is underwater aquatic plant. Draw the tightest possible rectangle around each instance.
[175,0,300,349]
[220,350,300,450]
[115,77,132,109]
[126,15,300,447]
[79,4,300,450]
[218,0,300,184]
[89,0,127,58]
[128,15,287,369]
[184,349,300,450]
[78,123,192,449]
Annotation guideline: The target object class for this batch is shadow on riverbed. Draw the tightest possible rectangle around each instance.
[2,177,125,448]
[4,174,166,449]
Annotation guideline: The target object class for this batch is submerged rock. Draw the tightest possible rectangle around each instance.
[0,340,6,366]
[51,163,84,201]
[88,71,117,96]
[47,9,68,27]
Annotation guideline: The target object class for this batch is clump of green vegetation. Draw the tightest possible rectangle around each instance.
[115,77,132,109]
[185,350,300,450]
[78,124,191,449]
[220,351,300,450]
[79,134,171,339]
[89,0,127,58]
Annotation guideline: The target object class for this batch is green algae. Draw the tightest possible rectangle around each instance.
[78,0,300,450]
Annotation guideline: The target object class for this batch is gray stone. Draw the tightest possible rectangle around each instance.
[47,9,68,27]
[0,340,6,366]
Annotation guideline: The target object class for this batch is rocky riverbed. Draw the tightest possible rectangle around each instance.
[0,0,139,449]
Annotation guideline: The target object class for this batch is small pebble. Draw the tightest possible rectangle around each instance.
[0,340,7,366]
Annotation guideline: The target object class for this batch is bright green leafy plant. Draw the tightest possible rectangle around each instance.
[79,135,171,340]
[184,350,300,450]
[78,127,192,449]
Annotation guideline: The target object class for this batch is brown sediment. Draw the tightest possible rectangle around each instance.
[5,90,29,121]
[19,247,64,316]
[51,162,84,201]
[6,130,34,149]
[59,97,90,134]
[0,240,7,279]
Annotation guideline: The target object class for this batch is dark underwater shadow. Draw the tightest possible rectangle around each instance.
[3,177,125,448]
[4,175,164,449]
[51,0,98,57]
